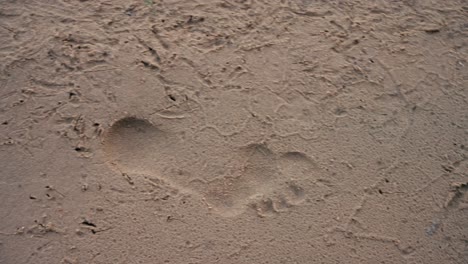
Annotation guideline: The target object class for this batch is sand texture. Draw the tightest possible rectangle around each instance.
[0,0,467,263]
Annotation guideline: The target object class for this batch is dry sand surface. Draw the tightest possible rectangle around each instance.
[1,0,467,263]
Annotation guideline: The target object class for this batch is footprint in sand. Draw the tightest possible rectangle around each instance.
[103,117,318,216]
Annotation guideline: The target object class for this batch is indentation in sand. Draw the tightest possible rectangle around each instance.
[104,117,318,216]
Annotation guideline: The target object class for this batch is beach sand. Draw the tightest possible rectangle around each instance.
[0,0,467,263]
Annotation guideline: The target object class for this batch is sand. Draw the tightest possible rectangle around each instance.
[0,0,467,263]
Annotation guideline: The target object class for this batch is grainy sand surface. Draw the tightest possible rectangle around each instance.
[0,0,467,263]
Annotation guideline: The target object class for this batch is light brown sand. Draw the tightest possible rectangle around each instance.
[1,0,467,263]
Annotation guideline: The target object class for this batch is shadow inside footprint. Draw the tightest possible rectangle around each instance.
[104,117,175,173]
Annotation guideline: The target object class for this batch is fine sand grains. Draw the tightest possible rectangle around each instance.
[0,0,467,263]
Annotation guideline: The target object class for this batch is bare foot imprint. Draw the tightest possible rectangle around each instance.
[103,117,317,216]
